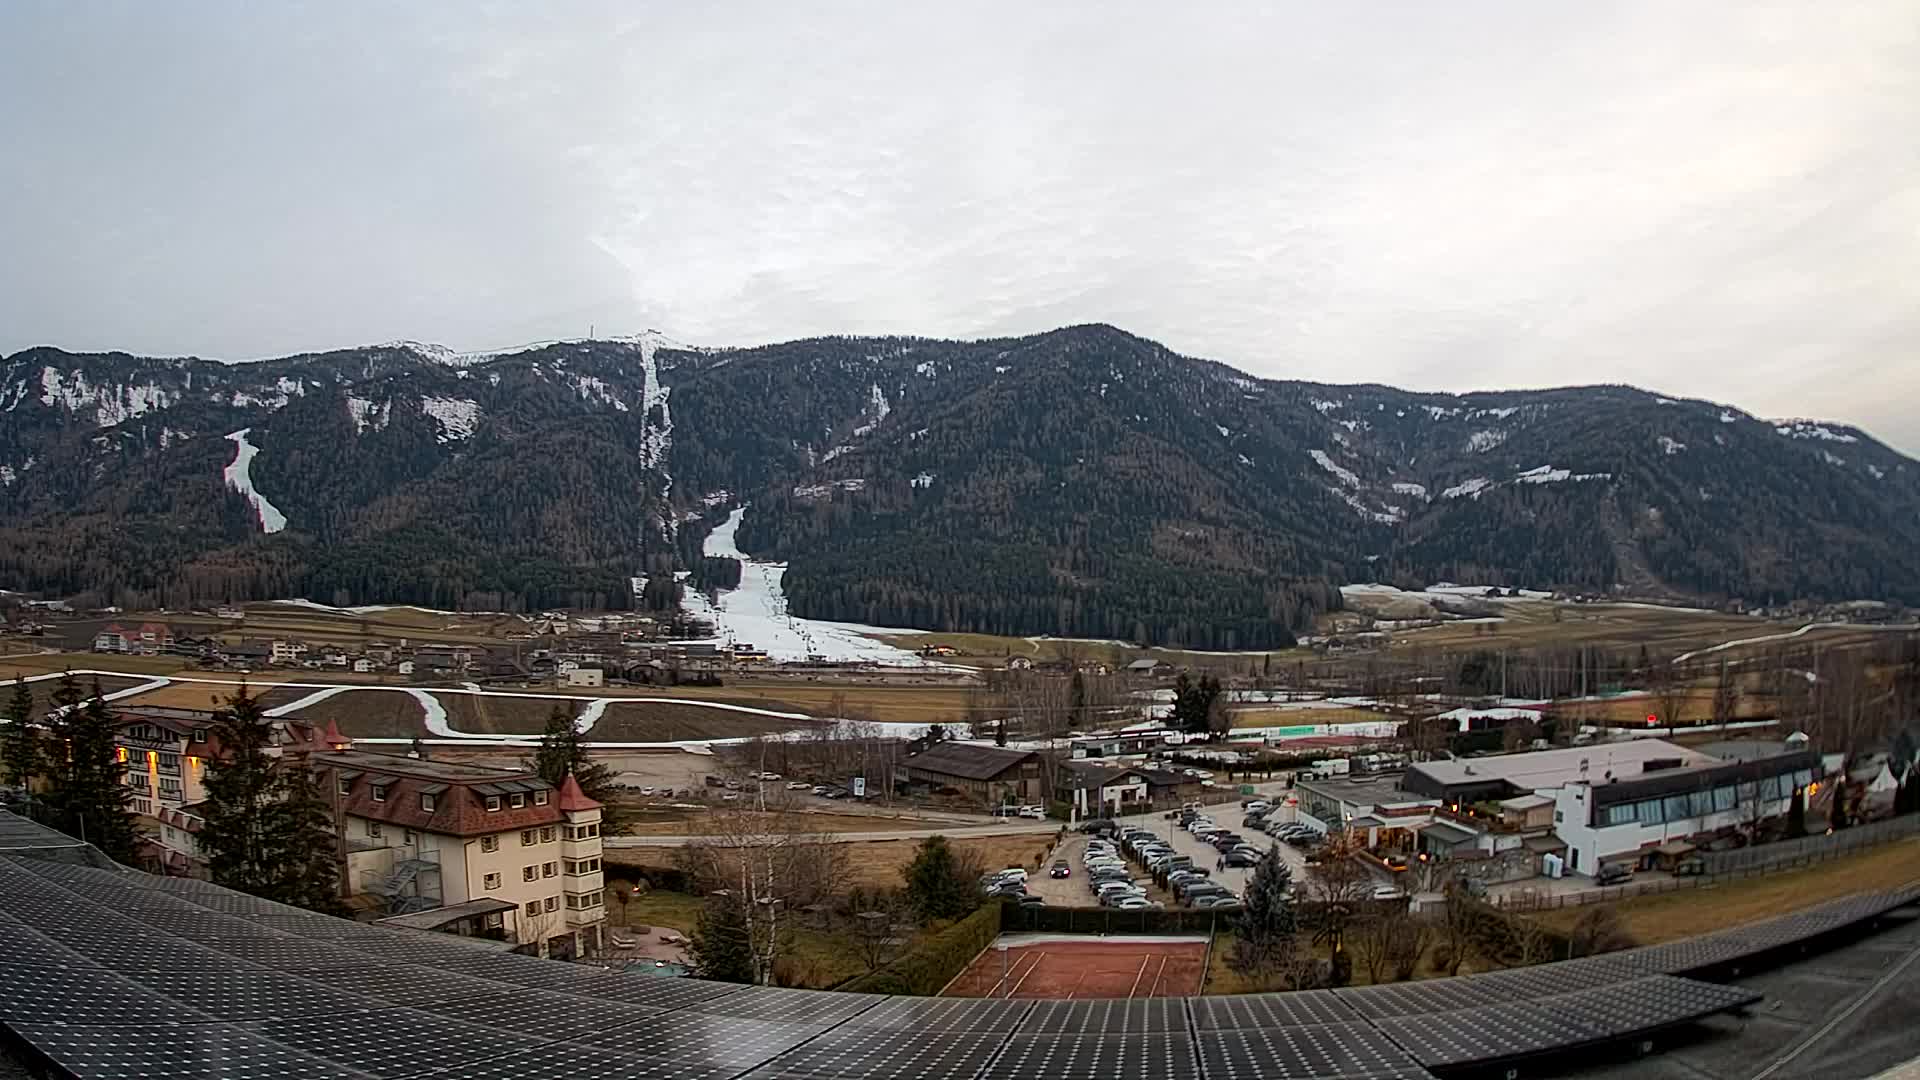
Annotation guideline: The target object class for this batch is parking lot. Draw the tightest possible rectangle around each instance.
[1029,833,1174,907]
[1103,802,1311,902]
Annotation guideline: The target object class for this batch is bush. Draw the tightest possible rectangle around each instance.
[839,903,1003,995]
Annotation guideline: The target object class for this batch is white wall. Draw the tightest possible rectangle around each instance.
[1551,785,1792,875]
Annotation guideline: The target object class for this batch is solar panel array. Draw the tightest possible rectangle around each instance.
[0,813,1911,1080]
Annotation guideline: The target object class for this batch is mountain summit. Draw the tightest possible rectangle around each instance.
[3,325,1915,646]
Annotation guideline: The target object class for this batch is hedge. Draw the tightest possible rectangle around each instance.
[838,903,1003,995]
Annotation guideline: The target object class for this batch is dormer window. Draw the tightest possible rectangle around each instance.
[421,793,436,812]
[372,784,388,803]
[533,791,549,806]
[485,795,502,812]
[337,778,352,796]
[510,793,525,809]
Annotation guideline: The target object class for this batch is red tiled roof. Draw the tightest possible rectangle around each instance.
[556,773,601,812]
[311,754,561,838]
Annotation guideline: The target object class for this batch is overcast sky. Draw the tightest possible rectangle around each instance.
[4,2,1916,453]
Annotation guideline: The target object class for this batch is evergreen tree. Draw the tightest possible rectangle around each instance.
[1829,784,1850,831]
[525,704,621,831]
[269,754,346,915]
[1170,674,1223,737]
[42,682,136,863]
[0,676,41,789]
[903,835,980,923]
[1228,846,1298,981]
[1786,786,1807,838]
[1896,765,1918,817]
[993,720,1007,748]
[687,891,756,982]
[1068,671,1086,730]
[199,688,288,895]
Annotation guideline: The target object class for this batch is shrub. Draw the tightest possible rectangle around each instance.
[839,903,1002,995]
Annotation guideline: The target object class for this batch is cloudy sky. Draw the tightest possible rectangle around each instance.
[4,2,1917,452]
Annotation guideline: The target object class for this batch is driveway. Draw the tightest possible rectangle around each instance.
[1101,802,1309,904]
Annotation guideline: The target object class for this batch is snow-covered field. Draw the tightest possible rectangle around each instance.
[683,508,940,666]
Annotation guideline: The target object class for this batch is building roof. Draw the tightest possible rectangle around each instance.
[1421,821,1478,845]
[555,773,601,812]
[1522,834,1567,854]
[903,742,1040,782]
[375,897,518,931]
[1499,794,1555,812]
[1408,741,1717,794]
[306,750,559,838]
[1126,659,1165,671]
[1296,774,1416,810]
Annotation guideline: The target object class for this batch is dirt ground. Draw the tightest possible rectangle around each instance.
[944,937,1209,998]
[604,832,1054,891]
[118,681,288,710]
[283,689,428,738]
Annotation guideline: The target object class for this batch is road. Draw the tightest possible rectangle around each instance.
[1100,802,1309,903]
[606,820,1058,847]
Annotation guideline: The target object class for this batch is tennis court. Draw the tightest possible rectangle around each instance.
[941,934,1209,999]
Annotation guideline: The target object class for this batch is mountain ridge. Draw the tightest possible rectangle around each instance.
[3,324,1916,646]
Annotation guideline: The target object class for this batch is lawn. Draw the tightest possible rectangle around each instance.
[1530,836,1920,945]
[118,680,288,710]
[602,886,913,989]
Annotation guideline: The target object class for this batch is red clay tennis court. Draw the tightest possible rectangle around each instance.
[941,935,1209,999]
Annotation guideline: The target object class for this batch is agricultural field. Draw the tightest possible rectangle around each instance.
[871,631,1301,673]
[4,674,150,715]
[1384,600,1768,653]
[117,680,286,710]
[280,689,428,738]
[589,702,819,742]
[1229,705,1389,729]
[658,682,976,726]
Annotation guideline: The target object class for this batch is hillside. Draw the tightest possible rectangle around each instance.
[3,325,1917,647]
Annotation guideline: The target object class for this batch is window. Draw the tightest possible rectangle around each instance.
[1687,790,1714,818]
[132,799,151,816]
[520,830,536,846]
[156,753,181,776]
[539,827,555,843]
[542,862,557,878]
[1600,804,1636,827]
[565,892,603,910]
[159,779,182,798]
[524,901,539,917]
[480,836,499,853]
[1713,785,1737,813]
[127,774,151,792]
[483,873,501,890]
[565,824,602,841]
[1662,795,1690,822]
[543,896,558,913]
[1554,810,1564,824]
[509,793,525,809]
[565,858,601,875]
[192,728,208,743]
[372,785,387,803]
[403,829,416,844]
[485,795,501,812]
[421,793,436,812]
[522,865,537,882]
[533,791,549,807]
[369,823,383,839]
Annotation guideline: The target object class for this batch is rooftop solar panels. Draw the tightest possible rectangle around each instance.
[1195,1023,1433,1080]
[835,995,1033,1033]
[1189,990,1359,1030]
[738,1028,1015,1080]
[1334,976,1513,1019]
[10,1022,376,1080]
[1374,1000,1603,1068]
[1020,996,1188,1034]
[983,1032,1200,1080]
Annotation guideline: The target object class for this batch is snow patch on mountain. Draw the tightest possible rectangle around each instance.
[1310,398,1341,413]
[635,332,674,474]
[228,388,291,410]
[1309,449,1360,488]
[0,465,13,486]
[1820,450,1846,467]
[682,507,934,665]
[346,396,390,435]
[222,429,288,534]
[1720,410,1739,424]
[1469,407,1518,420]
[1866,464,1885,480]
[1329,488,1402,524]
[1442,477,1493,500]
[159,427,192,449]
[912,472,935,488]
[420,397,480,442]
[1657,436,1686,455]
[793,479,867,499]
[1423,405,1462,420]
[1514,465,1612,484]
[571,375,629,412]
[1392,482,1429,498]
[1217,425,1231,438]
[1774,420,1857,443]
[1466,430,1507,453]
[35,368,178,427]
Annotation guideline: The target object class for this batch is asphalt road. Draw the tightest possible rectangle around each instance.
[1095,799,1310,905]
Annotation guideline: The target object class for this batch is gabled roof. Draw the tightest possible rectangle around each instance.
[904,742,1040,781]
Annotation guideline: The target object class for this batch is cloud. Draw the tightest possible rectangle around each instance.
[2,1,1916,453]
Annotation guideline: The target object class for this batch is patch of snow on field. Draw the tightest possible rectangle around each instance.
[682,508,937,665]
[1309,449,1360,487]
[222,429,288,533]
[1820,450,1846,467]
[1442,477,1492,499]
[1423,405,1461,420]
[420,397,480,442]
[852,384,891,436]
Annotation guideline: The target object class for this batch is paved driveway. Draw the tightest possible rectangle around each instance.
[1099,803,1310,905]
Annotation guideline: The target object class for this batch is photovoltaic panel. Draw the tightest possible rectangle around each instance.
[416,989,668,1042]
[565,971,757,1009]
[835,995,1034,1033]
[240,1010,553,1076]
[1335,976,1513,1019]
[736,1027,1013,1080]
[131,968,383,1021]
[7,1022,377,1080]
[1532,975,1760,1039]
[1374,1001,1603,1068]
[1195,1023,1434,1080]
[284,963,507,1006]
[1455,957,1649,1001]
[1019,996,1188,1034]
[982,1032,1199,1080]
[1190,990,1359,1030]
[573,1012,824,1076]
[680,986,886,1027]
[0,960,206,1026]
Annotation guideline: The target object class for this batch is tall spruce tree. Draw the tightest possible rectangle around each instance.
[269,754,346,915]
[43,684,136,863]
[198,688,287,895]
[1228,846,1298,980]
[1,676,40,789]
[526,703,621,831]
[903,835,980,923]
[687,892,756,982]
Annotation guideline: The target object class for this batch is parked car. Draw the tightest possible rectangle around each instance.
[1222,851,1259,869]
[1048,862,1071,879]
[1673,857,1707,877]
[785,781,811,790]
[1596,863,1635,887]
[811,785,832,796]
[720,792,740,801]
[639,786,656,796]
[1114,897,1156,911]
[1370,884,1405,901]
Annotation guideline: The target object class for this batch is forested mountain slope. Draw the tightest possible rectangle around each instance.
[3,325,1916,647]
